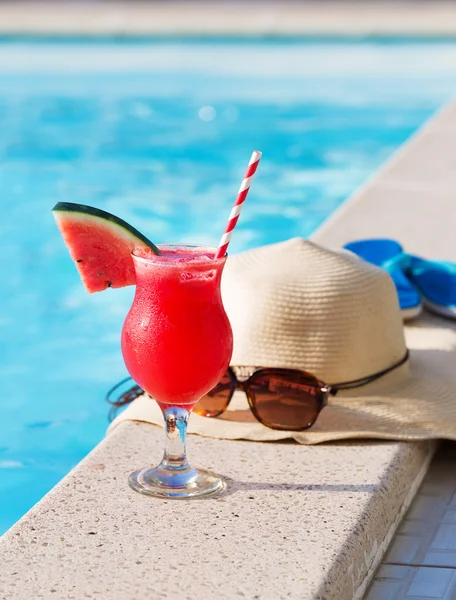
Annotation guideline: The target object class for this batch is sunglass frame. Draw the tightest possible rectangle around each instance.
[195,366,331,431]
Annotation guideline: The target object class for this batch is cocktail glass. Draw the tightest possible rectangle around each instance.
[121,244,233,498]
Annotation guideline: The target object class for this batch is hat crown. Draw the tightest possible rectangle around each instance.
[221,238,406,383]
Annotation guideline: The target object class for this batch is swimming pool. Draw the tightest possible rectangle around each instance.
[2,38,456,534]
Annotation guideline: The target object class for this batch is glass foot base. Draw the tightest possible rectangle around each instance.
[128,464,225,499]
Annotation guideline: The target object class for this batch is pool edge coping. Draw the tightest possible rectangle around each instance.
[3,1,456,37]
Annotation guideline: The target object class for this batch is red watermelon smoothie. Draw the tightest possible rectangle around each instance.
[122,244,233,498]
[121,245,233,410]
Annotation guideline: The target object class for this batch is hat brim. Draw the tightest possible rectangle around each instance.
[109,313,456,445]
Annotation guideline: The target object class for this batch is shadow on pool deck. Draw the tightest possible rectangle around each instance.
[215,478,379,498]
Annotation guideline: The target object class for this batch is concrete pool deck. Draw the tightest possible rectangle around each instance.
[2,79,456,600]
[2,1,456,38]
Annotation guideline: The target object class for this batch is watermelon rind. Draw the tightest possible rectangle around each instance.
[52,202,160,255]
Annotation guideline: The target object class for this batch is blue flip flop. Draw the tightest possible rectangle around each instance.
[406,256,456,320]
[343,239,422,321]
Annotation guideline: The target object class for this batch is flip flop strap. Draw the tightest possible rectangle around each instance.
[407,256,456,276]
[381,252,411,273]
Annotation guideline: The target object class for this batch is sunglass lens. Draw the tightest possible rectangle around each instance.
[194,371,233,417]
[248,371,322,431]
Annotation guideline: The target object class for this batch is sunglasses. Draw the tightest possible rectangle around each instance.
[107,350,409,431]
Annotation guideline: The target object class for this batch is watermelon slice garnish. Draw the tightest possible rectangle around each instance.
[52,202,160,293]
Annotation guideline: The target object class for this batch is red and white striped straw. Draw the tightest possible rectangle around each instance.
[215,150,262,259]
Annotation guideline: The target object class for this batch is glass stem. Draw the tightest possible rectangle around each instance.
[160,406,190,470]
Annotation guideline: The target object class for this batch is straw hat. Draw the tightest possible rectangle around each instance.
[110,238,456,444]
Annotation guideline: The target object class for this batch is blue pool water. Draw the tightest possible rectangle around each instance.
[2,38,456,533]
